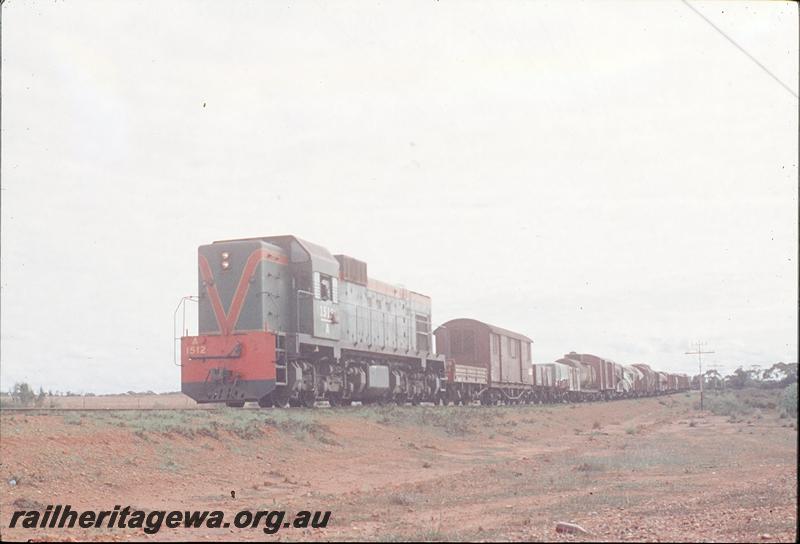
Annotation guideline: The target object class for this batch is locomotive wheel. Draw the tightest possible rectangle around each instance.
[257,395,273,408]
[271,390,289,408]
[300,391,316,408]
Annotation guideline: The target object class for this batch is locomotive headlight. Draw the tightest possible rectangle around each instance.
[221,252,230,260]
[221,260,230,270]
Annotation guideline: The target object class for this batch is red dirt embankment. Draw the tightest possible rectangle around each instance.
[0,392,796,542]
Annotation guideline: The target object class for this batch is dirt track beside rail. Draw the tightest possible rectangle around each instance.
[1,392,796,542]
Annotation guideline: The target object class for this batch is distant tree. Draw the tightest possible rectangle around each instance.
[12,383,36,406]
[763,362,798,386]
[726,367,751,389]
[703,369,723,389]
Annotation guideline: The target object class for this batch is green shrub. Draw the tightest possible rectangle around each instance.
[63,413,82,425]
[702,393,754,417]
[575,462,605,472]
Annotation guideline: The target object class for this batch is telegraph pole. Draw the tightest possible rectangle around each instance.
[686,341,715,410]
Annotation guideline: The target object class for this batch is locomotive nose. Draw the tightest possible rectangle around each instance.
[180,332,278,405]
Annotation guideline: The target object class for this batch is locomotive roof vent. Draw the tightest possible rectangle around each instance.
[334,254,368,286]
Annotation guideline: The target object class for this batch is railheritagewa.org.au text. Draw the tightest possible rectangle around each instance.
[9,504,331,535]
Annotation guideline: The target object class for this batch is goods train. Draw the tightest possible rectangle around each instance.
[178,235,690,407]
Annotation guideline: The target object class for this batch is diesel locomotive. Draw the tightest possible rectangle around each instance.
[180,235,445,407]
[178,235,689,407]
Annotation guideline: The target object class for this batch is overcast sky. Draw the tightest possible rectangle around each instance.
[1,0,797,394]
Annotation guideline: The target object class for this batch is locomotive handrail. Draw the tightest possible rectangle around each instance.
[173,296,199,367]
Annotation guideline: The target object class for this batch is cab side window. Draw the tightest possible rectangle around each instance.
[319,274,332,301]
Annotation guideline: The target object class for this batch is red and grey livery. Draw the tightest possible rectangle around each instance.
[181,235,445,407]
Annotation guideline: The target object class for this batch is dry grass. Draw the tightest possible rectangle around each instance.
[58,408,337,443]
[701,387,794,419]
[356,404,509,436]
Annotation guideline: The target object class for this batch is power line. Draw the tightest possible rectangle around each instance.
[680,0,798,100]
[685,341,715,410]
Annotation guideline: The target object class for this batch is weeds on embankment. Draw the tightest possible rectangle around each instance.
[700,386,797,420]
[57,408,337,443]
[354,404,507,436]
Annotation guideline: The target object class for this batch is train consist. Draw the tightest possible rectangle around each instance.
[435,320,690,405]
[179,235,690,407]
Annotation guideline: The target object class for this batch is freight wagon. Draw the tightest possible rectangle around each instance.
[434,318,533,405]
[624,365,648,397]
[632,363,658,395]
[557,352,621,400]
[656,372,670,393]
[531,362,581,402]
[618,365,637,396]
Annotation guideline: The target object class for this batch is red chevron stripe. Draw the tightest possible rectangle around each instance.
[198,248,288,335]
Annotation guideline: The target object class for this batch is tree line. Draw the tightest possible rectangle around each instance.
[696,362,798,390]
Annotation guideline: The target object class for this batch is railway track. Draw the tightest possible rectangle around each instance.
[0,393,686,414]
[0,401,432,412]
[0,407,224,413]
